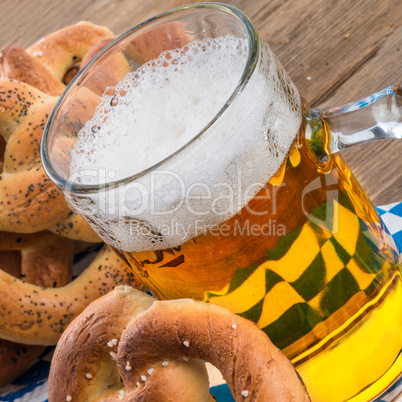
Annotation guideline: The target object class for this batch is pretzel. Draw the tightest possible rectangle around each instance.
[49,286,213,402]
[49,286,310,401]
[27,22,113,82]
[0,22,113,93]
[80,36,115,68]
[0,24,116,242]
[0,78,99,241]
[0,230,73,286]
[0,22,129,242]
[0,340,46,388]
[0,135,5,172]
[0,230,73,386]
[0,46,65,96]
[0,245,142,345]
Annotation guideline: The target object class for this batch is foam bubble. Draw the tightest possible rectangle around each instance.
[68,35,302,252]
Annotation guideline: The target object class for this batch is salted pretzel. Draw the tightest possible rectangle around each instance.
[0,230,73,387]
[49,286,310,401]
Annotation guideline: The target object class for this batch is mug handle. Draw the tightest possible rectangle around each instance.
[304,85,401,162]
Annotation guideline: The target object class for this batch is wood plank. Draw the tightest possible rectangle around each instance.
[0,0,400,205]
[323,26,402,205]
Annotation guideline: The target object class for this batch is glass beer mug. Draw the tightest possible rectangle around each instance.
[41,3,402,401]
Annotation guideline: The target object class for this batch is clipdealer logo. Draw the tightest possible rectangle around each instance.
[66,167,288,241]
[68,167,285,217]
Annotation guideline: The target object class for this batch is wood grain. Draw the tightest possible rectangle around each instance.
[0,0,400,205]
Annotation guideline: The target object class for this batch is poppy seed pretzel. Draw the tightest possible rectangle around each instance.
[0,230,73,387]
[49,286,311,401]
[0,22,115,241]
[0,245,142,346]
[0,78,98,241]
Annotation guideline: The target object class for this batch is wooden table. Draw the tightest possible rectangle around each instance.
[1,0,401,205]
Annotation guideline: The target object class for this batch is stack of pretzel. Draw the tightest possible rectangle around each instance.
[0,22,142,387]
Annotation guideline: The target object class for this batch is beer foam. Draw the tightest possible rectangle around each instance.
[68,36,302,252]
[70,36,248,183]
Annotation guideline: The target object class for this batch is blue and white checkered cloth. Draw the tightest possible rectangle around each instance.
[1,203,401,402]
[377,202,402,249]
